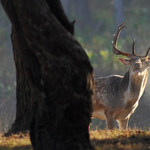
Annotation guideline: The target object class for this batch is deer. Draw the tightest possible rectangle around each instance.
[92,21,150,130]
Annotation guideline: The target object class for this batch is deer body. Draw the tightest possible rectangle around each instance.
[92,22,150,130]
[92,69,148,129]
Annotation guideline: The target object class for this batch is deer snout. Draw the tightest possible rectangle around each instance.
[134,62,142,68]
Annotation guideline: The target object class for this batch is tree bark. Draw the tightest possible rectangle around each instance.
[3,0,75,136]
[6,26,32,135]
[1,0,94,149]
[5,24,42,135]
[114,0,125,36]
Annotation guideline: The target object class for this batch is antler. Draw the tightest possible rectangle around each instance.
[112,21,136,57]
[132,38,136,56]
[145,47,150,57]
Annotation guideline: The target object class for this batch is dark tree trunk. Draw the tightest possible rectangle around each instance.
[1,0,94,149]
[5,25,41,135]
[4,0,75,136]
[6,27,32,135]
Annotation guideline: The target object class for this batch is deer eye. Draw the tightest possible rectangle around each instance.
[141,58,146,62]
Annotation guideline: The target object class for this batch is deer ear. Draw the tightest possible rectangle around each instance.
[146,58,150,66]
[118,57,130,66]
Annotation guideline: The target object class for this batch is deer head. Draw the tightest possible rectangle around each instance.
[112,21,150,75]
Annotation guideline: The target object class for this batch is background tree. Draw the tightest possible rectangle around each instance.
[1,0,94,149]
[74,0,91,29]
[61,0,70,16]
[114,0,125,37]
[61,0,92,30]
[114,0,125,28]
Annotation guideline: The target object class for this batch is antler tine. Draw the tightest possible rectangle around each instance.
[132,38,137,56]
[112,21,133,57]
[145,47,150,57]
[113,21,127,46]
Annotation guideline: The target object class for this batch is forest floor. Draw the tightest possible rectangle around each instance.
[0,133,32,150]
[90,128,150,150]
[0,129,150,149]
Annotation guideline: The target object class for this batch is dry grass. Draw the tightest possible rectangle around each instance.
[0,129,150,149]
[90,128,150,150]
[0,133,32,150]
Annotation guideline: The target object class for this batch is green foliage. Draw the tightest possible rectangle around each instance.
[75,0,150,77]
[75,0,150,131]
[77,34,127,77]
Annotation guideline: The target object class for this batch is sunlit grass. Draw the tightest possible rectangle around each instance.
[0,133,32,150]
[90,128,150,150]
[0,129,150,149]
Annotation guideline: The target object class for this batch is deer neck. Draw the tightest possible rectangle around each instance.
[121,69,148,104]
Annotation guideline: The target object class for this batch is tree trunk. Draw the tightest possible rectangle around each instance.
[1,0,94,149]
[114,0,125,37]
[3,0,75,136]
[74,0,92,29]
[5,25,40,135]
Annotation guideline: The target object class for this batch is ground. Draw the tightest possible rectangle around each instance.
[90,129,150,150]
[1,129,150,150]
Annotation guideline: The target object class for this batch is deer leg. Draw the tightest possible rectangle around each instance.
[106,115,115,130]
[118,118,129,130]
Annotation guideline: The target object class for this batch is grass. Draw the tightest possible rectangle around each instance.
[0,129,150,149]
[0,133,32,150]
[90,128,150,150]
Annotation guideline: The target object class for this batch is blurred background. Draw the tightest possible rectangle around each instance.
[0,0,150,132]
